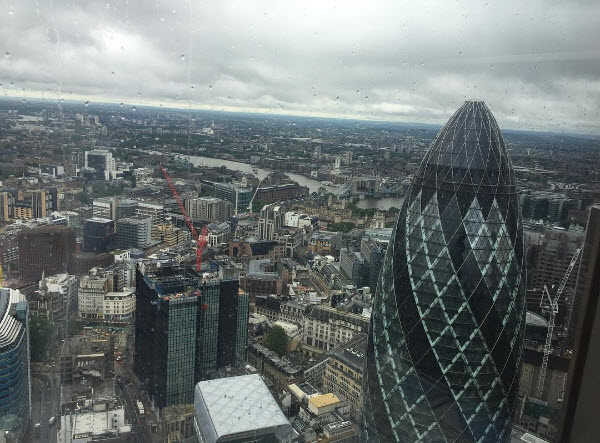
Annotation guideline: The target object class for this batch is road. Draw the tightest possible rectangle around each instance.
[31,364,60,443]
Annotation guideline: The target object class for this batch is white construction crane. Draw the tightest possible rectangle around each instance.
[535,247,581,399]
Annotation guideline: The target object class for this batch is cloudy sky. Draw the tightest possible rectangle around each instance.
[1,0,599,133]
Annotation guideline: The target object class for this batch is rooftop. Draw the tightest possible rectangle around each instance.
[194,374,291,440]
[309,393,340,409]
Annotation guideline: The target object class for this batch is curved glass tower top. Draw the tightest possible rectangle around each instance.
[361,100,526,442]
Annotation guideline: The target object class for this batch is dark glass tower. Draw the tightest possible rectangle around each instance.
[361,100,526,442]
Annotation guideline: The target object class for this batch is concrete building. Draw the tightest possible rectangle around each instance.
[322,333,367,420]
[57,404,130,443]
[193,374,293,443]
[339,248,365,287]
[185,197,233,222]
[259,204,284,240]
[0,288,30,441]
[93,197,118,220]
[308,231,342,255]
[241,259,284,296]
[116,217,152,249]
[303,305,369,354]
[85,149,117,180]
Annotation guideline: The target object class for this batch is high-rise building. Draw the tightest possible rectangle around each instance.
[134,262,248,409]
[18,225,75,283]
[0,288,30,440]
[361,100,526,442]
[85,149,116,180]
[83,217,116,253]
[185,197,233,222]
[557,205,600,442]
[116,217,152,249]
[258,204,284,240]
[214,182,253,215]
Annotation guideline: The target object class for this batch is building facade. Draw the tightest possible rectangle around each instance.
[116,217,152,249]
[361,100,526,442]
[18,225,75,283]
[134,263,247,409]
[184,197,233,223]
[0,288,30,439]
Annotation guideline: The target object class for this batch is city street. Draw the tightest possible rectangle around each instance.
[31,369,59,443]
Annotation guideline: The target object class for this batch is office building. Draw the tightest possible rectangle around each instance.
[185,197,233,222]
[0,191,15,221]
[0,288,30,440]
[43,273,78,317]
[18,225,75,283]
[85,149,116,180]
[303,305,369,354]
[558,205,600,442]
[134,262,248,409]
[339,248,365,287]
[214,182,253,214]
[360,236,385,293]
[116,217,152,249]
[361,100,526,442]
[116,198,138,220]
[258,204,284,240]
[322,333,367,420]
[193,374,293,443]
[83,217,116,253]
[93,197,118,220]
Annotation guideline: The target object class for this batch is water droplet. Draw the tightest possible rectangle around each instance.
[21,98,26,103]
[160,17,165,22]
[84,101,89,106]
[459,51,463,56]
[180,54,185,61]
[490,65,494,70]
[111,71,115,75]
[365,96,369,100]
[120,102,124,107]
[172,9,176,14]
[4,51,9,57]
[335,96,339,101]
[388,71,392,76]
[356,89,360,93]
[352,51,355,57]
[132,106,137,112]
[209,85,213,89]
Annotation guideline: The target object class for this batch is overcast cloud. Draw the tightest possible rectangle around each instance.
[1,0,599,133]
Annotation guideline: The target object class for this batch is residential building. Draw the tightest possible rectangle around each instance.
[185,197,233,222]
[93,197,118,220]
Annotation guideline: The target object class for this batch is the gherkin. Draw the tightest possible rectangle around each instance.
[361,100,526,442]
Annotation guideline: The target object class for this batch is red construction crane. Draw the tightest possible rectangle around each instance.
[159,163,208,272]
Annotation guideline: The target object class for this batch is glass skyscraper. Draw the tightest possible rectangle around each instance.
[361,100,526,442]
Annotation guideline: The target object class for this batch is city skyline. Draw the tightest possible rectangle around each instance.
[1,1,599,134]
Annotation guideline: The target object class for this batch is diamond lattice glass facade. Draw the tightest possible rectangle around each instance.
[361,100,526,442]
